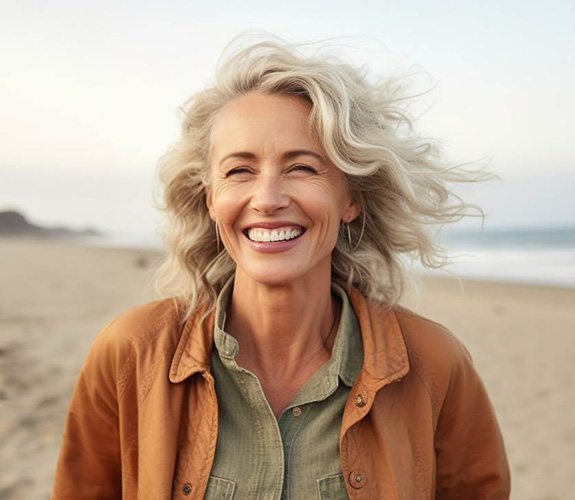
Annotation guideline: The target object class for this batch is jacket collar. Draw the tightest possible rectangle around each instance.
[169,304,215,383]
[348,288,409,389]
[169,288,410,387]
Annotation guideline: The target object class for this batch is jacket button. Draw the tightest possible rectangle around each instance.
[354,394,367,407]
[349,470,367,489]
[182,483,192,495]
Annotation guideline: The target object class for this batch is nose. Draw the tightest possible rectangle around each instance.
[249,172,290,214]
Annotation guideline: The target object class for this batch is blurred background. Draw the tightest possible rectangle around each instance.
[1,1,574,498]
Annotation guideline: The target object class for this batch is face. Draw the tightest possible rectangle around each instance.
[206,92,359,287]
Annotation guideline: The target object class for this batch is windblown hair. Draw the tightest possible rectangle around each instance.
[155,36,486,318]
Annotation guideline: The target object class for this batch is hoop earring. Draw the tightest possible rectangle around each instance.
[355,210,366,250]
[346,223,353,249]
[344,211,366,251]
[214,221,221,254]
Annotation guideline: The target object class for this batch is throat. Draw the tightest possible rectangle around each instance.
[224,273,341,416]
[227,292,340,371]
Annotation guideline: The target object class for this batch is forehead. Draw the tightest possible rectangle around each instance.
[209,93,321,158]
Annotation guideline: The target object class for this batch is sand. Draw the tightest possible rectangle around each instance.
[1,238,574,499]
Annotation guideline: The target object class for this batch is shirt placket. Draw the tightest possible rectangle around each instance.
[228,362,285,499]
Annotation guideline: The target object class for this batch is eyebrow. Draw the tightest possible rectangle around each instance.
[219,149,325,166]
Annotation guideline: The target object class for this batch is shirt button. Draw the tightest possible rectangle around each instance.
[182,483,192,495]
[349,470,367,489]
[354,393,367,407]
[291,406,302,417]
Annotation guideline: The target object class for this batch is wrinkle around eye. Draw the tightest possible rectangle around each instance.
[223,166,254,177]
[287,163,319,175]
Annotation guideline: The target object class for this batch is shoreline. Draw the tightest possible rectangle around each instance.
[1,238,574,499]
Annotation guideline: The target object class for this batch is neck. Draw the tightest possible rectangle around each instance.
[225,266,338,379]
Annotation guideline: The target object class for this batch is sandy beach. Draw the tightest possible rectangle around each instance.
[1,238,574,499]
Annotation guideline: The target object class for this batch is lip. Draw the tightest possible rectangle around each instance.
[242,221,305,231]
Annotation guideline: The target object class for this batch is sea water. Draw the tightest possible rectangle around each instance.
[426,226,575,288]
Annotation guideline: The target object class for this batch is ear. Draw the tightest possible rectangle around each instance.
[205,188,216,221]
[342,198,361,223]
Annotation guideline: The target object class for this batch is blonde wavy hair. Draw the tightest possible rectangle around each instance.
[155,37,486,318]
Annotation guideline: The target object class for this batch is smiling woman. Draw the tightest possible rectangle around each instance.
[52,37,510,499]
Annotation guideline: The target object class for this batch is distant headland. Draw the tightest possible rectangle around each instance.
[0,210,101,238]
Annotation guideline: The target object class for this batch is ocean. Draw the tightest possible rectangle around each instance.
[429,226,575,288]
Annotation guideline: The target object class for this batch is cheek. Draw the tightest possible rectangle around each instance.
[316,187,350,221]
[207,183,235,216]
[208,190,248,240]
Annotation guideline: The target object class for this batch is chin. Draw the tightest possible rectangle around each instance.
[236,262,310,288]
[250,271,305,287]
[236,255,333,288]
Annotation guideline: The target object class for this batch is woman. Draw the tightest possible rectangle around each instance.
[53,39,510,499]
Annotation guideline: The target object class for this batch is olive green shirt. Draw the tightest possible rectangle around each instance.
[207,280,363,500]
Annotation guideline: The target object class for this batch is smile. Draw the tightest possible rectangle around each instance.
[246,226,304,243]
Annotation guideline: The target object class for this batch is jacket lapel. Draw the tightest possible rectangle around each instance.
[169,306,215,383]
[341,289,410,433]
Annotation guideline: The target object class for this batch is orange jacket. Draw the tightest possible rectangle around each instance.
[53,289,510,499]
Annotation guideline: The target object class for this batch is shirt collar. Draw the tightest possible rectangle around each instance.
[212,277,239,359]
[330,283,363,387]
[211,279,363,388]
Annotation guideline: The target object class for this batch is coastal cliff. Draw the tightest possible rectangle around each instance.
[0,210,100,238]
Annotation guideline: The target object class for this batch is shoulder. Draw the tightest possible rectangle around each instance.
[392,305,471,363]
[94,298,186,351]
[74,298,206,402]
[390,305,477,415]
[81,299,187,382]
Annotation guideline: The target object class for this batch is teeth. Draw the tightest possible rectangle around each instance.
[247,227,303,243]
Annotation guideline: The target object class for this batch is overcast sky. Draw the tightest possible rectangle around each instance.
[1,0,574,238]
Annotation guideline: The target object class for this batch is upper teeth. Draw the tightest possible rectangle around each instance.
[247,227,303,242]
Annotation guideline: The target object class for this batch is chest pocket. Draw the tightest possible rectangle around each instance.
[317,473,349,500]
[203,475,236,500]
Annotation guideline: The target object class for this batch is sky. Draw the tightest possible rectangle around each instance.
[1,0,574,239]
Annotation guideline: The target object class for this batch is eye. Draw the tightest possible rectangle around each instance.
[224,166,253,177]
[289,163,318,174]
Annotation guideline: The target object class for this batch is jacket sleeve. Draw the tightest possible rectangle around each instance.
[434,341,511,500]
[52,321,128,499]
